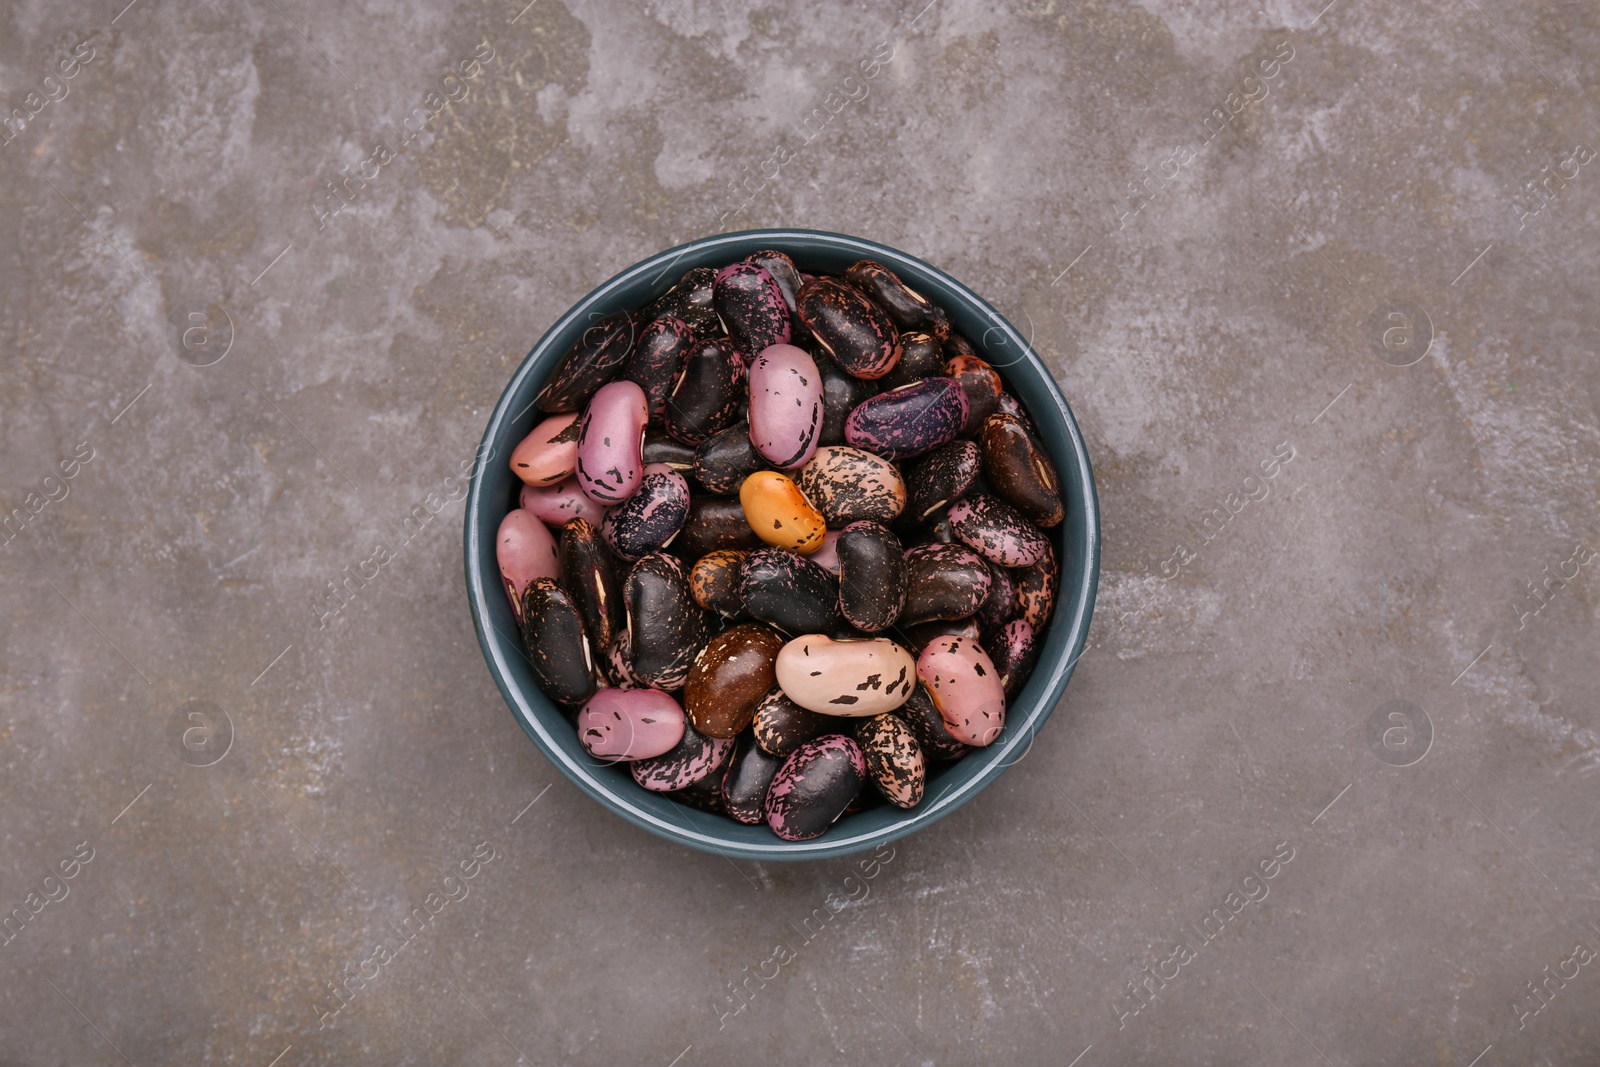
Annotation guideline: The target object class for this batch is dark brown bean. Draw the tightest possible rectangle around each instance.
[721,732,783,824]
[836,521,905,633]
[798,277,901,380]
[672,495,765,561]
[663,337,744,445]
[693,420,770,495]
[535,310,635,414]
[878,332,946,390]
[905,440,983,522]
[980,412,1065,528]
[843,260,948,339]
[684,623,786,738]
[518,578,597,706]
[900,543,991,624]
[643,266,720,337]
[752,688,833,757]
[625,553,712,691]
[558,518,623,653]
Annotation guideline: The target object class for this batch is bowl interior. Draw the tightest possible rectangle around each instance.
[465,229,1100,860]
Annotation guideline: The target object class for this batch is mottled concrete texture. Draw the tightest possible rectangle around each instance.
[2,0,1598,1063]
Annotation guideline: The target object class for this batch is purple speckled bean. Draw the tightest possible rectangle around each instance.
[948,492,1049,567]
[917,635,1005,747]
[520,477,610,526]
[622,316,697,419]
[605,629,649,689]
[630,721,734,791]
[601,466,690,561]
[764,735,867,841]
[796,277,902,380]
[496,508,559,621]
[576,688,686,761]
[843,377,969,461]
[714,263,791,355]
[900,542,992,625]
[975,559,1017,636]
[576,380,649,505]
[747,343,824,469]
[991,619,1040,701]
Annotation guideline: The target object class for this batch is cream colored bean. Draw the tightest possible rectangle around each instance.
[774,634,916,717]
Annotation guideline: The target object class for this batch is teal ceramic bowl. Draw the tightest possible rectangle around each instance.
[465,229,1099,860]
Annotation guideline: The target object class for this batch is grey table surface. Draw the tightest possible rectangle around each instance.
[3,0,1599,1064]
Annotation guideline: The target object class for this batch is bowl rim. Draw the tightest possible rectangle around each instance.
[465,227,1100,860]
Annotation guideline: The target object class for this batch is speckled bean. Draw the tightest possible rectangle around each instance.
[948,492,1049,567]
[631,721,734,791]
[520,477,610,526]
[797,277,901,380]
[576,380,649,504]
[623,316,697,419]
[496,508,560,622]
[843,377,969,461]
[535,310,635,414]
[577,688,686,761]
[856,713,925,808]
[774,634,916,717]
[714,262,791,355]
[917,635,1005,747]
[764,735,866,841]
[796,446,905,527]
[601,466,690,561]
[747,344,824,469]
[510,413,581,487]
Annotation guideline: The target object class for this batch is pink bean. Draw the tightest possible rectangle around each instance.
[747,343,824,469]
[809,530,842,575]
[510,412,581,487]
[519,477,610,526]
[576,380,649,504]
[917,635,1006,747]
[576,688,686,761]
[496,508,559,620]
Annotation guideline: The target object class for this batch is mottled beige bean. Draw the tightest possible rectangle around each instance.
[774,634,916,717]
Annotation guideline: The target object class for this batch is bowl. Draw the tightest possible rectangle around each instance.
[464,229,1100,860]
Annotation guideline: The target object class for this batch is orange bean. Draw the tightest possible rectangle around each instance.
[738,471,827,554]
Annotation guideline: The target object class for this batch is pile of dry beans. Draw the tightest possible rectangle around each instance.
[497,251,1062,841]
